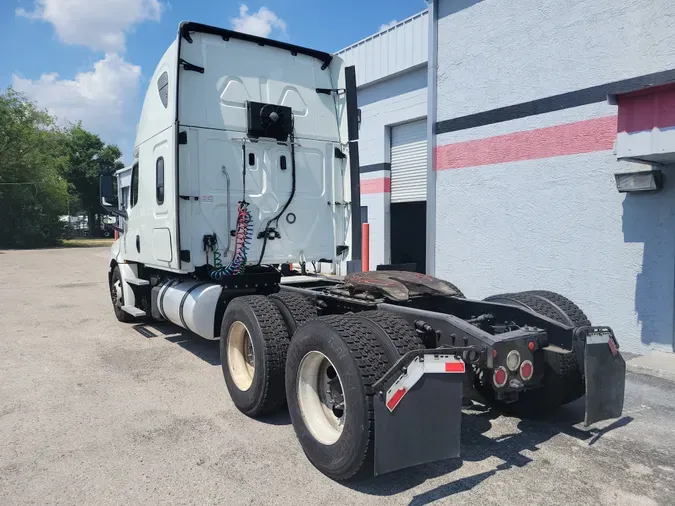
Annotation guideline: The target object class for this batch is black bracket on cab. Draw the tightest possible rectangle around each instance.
[316,88,345,95]
[257,228,281,240]
[179,58,204,74]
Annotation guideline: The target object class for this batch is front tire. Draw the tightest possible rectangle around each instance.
[109,266,134,323]
[286,316,390,480]
[220,296,289,417]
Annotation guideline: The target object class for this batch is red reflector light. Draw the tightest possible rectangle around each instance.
[492,349,498,358]
[520,360,534,381]
[493,366,507,388]
[528,341,536,351]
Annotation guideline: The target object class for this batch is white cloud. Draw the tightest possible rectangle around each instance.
[230,4,287,38]
[12,54,142,146]
[16,0,163,52]
[379,20,398,32]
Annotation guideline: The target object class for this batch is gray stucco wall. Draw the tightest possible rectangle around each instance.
[436,0,675,120]
[357,66,427,268]
[434,0,675,353]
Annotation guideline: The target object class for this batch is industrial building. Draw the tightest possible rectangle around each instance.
[339,0,675,355]
[116,1,675,354]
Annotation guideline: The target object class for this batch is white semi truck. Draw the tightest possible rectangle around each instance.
[101,22,627,480]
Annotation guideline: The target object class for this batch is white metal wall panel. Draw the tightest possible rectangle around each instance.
[336,10,428,87]
[390,120,427,203]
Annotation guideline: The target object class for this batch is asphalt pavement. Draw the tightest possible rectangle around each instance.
[1,247,674,505]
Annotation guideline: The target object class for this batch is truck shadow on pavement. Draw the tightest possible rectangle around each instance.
[132,321,293,425]
[348,402,633,503]
[133,322,222,366]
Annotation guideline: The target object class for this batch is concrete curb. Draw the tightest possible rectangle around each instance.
[626,351,675,383]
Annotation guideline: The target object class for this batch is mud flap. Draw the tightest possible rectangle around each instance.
[372,353,465,476]
[583,327,626,426]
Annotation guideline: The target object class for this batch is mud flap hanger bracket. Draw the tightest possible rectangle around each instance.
[372,347,477,476]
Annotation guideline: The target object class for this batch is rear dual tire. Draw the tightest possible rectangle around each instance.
[220,296,423,479]
[286,312,422,480]
[269,291,317,333]
[220,296,290,416]
[482,290,590,415]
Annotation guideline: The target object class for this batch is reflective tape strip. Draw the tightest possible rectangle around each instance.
[385,355,465,412]
[587,333,611,345]
[386,388,407,411]
[386,357,425,411]
[445,362,466,373]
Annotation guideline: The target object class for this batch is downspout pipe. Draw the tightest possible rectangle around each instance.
[345,65,362,271]
[425,0,439,276]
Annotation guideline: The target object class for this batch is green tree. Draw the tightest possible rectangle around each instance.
[0,88,69,248]
[65,124,124,237]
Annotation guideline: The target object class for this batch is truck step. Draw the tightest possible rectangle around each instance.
[121,305,147,317]
[126,277,149,286]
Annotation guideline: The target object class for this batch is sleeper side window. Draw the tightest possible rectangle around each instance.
[157,72,169,108]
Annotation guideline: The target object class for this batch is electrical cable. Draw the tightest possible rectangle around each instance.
[257,115,296,265]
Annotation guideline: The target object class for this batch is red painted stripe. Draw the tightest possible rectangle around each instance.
[361,177,391,194]
[386,387,407,411]
[444,361,465,373]
[618,84,675,133]
[435,116,617,170]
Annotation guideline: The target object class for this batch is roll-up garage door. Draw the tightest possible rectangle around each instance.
[390,119,427,203]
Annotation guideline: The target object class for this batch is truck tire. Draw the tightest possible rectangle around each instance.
[352,311,424,363]
[269,291,317,335]
[285,315,390,480]
[484,291,590,327]
[220,295,290,417]
[482,290,588,413]
[521,290,591,327]
[109,265,135,323]
[484,292,565,325]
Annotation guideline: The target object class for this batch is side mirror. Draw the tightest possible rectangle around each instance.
[100,174,114,203]
[100,174,127,219]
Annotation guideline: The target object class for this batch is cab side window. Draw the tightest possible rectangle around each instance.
[130,162,139,208]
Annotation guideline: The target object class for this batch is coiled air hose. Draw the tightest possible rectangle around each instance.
[209,201,252,279]
[209,142,253,280]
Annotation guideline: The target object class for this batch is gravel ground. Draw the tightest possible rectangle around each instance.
[1,247,674,505]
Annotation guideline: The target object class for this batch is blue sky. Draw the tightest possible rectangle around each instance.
[1,0,427,163]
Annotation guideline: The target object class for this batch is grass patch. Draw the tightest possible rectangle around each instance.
[60,238,115,248]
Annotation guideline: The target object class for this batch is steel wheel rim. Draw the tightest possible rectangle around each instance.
[297,351,346,445]
[111,279,123,309]
[227,321,255,391]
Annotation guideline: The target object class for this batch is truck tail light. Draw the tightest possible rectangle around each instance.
[493,366,507,388]
[520,360,533,381]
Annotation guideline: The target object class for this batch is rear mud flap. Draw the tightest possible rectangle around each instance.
[583,327,626,426]
[372,353,465,476]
